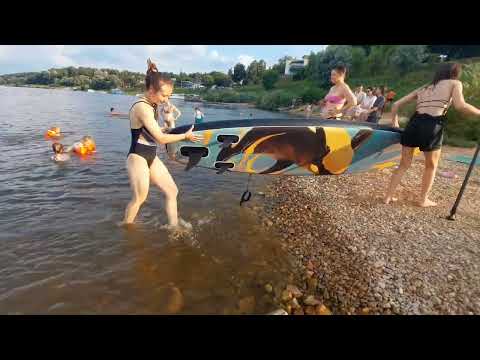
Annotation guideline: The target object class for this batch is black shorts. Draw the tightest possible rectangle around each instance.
[401,112,445,152]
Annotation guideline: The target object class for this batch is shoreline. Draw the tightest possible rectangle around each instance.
[258,146,480,314]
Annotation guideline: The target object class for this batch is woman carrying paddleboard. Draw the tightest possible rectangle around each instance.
[122,59,201,227]
[384,62,480,207]
[319,65,357,119]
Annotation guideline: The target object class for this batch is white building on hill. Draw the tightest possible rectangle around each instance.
[285,56,309,76]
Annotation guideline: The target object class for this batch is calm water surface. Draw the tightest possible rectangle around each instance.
[0,86,297,314]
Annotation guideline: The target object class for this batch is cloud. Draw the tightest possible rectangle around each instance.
[237,55,255,67]
[208,50,230,63]
[0,45,326,75]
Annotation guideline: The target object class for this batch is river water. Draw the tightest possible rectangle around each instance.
[0,86,297,314]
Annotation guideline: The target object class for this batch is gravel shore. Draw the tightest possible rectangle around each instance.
[260,146,480,315]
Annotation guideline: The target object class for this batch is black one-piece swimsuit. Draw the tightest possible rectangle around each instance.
[128,100,158,167]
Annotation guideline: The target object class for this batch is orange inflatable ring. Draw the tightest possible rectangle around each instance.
[46,130,60,138]
[74,144,95,156]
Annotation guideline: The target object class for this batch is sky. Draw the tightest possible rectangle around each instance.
[0,45,326,75]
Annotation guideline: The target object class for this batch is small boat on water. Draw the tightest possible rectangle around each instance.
[87,89,96,93]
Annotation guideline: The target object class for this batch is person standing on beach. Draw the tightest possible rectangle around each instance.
[384,62,480,207]
[161,100,181,129]
[319,65,357,119]
[122,59,202,227]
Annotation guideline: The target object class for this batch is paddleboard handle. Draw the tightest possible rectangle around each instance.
[447,142,480,220]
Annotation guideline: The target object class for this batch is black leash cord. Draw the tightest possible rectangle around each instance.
[240,174,253,206]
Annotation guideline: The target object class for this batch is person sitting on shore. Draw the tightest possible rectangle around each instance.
[365,87,386,123]
[51,143,70,162]
[319,65,357,119]
[305,104,313,118]
[351,87,377,121]
[384,62,480,207]
[161,101,181,129]
[354,85,366,105]
[194,107,204,124]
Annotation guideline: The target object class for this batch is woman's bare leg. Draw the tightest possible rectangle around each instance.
[384,146,415,204]
[149,156,179,227]
[122,154,150,224]
[418,149,441,207]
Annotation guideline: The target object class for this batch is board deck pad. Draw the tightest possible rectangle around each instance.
[166,118,404,176]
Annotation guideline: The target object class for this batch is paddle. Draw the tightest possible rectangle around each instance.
[447,142,480,220]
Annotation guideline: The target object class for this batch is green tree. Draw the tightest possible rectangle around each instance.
[390,45,428,74]
[272,56,293,75]
[366,45,397,76]
[246,60,266,85]
[201,74,215,87]
[232,63,247,83]
[210,71,232,86]
[350,46,367,75]
[262,69,279,90]
[428,45,480,59]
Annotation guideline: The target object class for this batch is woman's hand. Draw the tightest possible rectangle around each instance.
[184,125,203,143]
[327,108,340,117]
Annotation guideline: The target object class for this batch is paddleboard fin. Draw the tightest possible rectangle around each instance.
[180,146,209,171]
[215,162,234,174]
[218,135,239,149]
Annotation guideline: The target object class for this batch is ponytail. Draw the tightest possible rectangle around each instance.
[145,58,173,91]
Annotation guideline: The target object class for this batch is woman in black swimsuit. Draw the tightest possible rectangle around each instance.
[122,59,201,226]
[384,63,480,207]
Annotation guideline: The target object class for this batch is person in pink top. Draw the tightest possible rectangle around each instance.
[319,65,357,119]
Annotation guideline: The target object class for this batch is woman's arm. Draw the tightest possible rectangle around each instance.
[341,84,357,112]
[138,105,201,144]
[390,88,419,127]
[173,105,182,120]
[451,81,480,117]
[65,142,81,153]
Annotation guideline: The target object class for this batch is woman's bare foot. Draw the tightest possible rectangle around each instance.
[417,199,437,207]
[383,196,398,204]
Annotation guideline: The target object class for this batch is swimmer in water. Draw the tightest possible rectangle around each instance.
[194,107,204,124]
[110,107,128,117]
[51,143,70,162]
[46,126,61,138]
[66,135,96,154]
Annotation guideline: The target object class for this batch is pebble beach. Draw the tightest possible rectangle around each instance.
[259,146,480,315]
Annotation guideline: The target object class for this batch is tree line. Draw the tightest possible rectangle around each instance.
[1,45,479,92]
